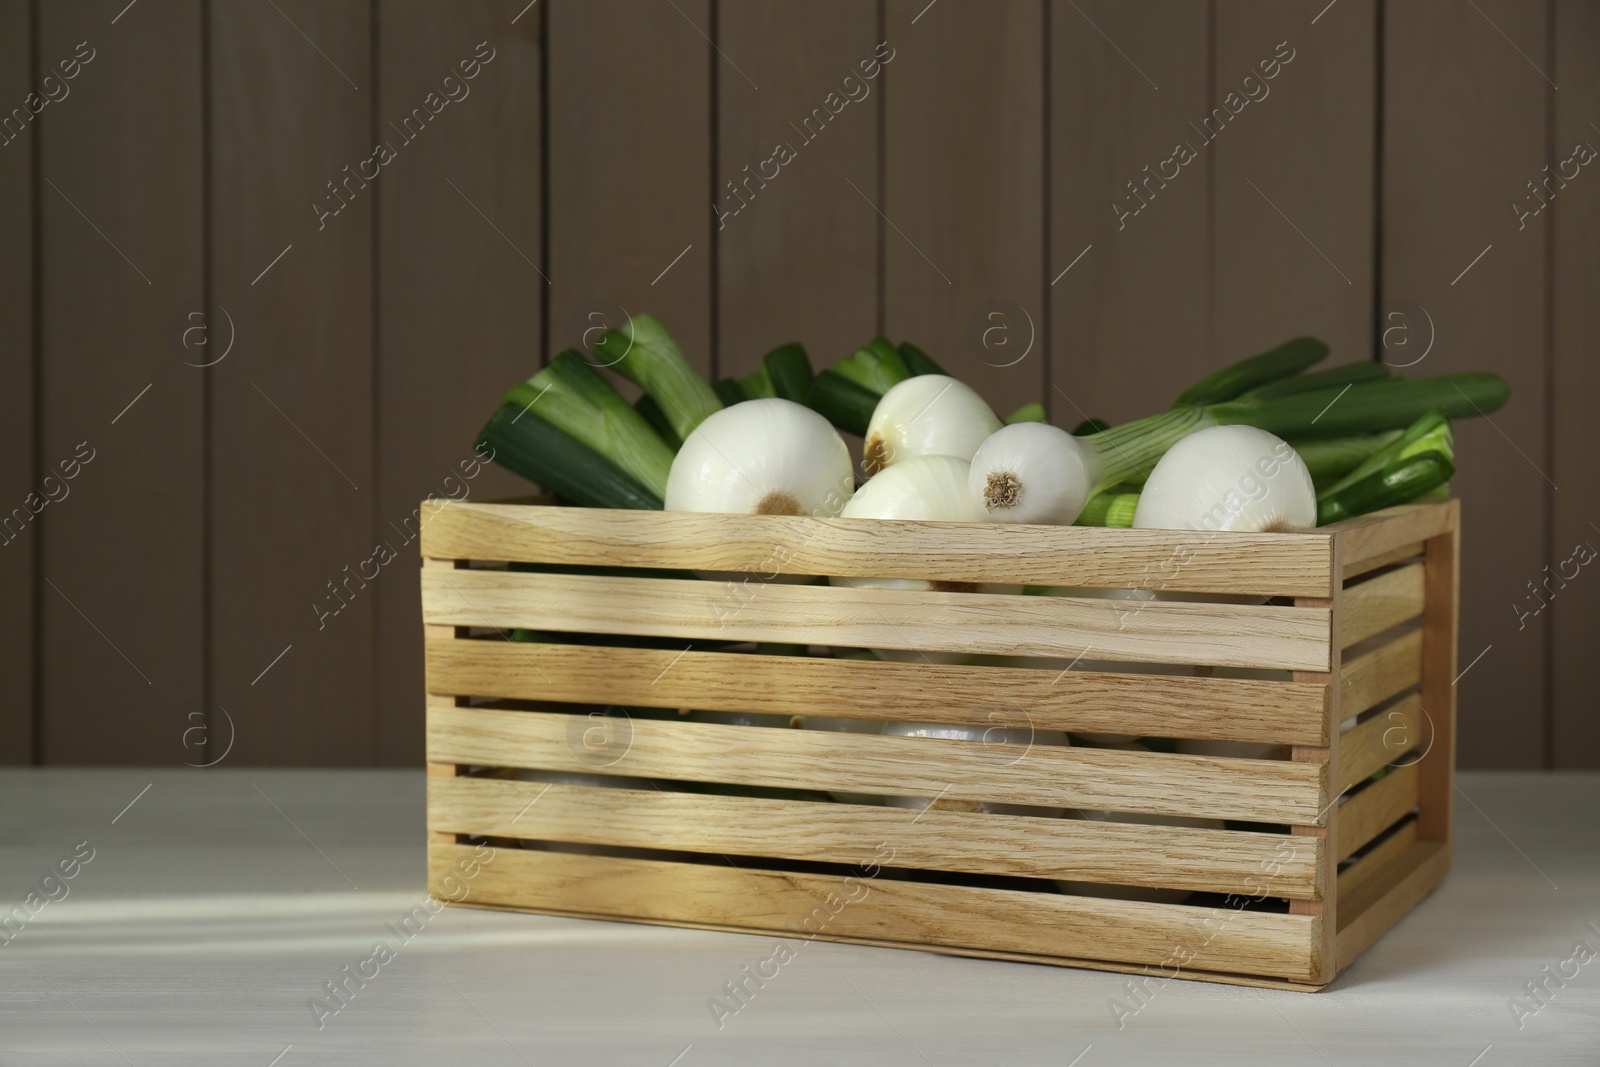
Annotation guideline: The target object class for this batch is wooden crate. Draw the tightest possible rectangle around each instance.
[419,497,1460,989]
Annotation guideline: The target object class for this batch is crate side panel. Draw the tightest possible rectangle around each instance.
[428,776,1323,899]
[427,707,1327,824]
[425,638,1332,746]
[417,502,1337,597]
[428,843,1321,982]
[421,570,1334,671]
[1340,628,1422,724]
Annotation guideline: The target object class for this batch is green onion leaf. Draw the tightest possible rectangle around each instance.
[1173,337,1330,407]
[595,314,723,441]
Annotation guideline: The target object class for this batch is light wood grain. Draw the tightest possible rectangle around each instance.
[0,0,34,763]
[1342,541,1424,583]
[429,843,1320,981]
[1334,840,1449,971]
[1325,503,1456,575]
[420,568,1334,670]
[1336,816,1417,911]
[418,501,1339,597]
[1336,762,1418,863]
[1338,694,1421,792]
[1340,628,1422,723]
[374,0,544,766]
[1417,510,1460,842]
[427,706,1328,824]
[211,0,374,764]
[425,637,1332,745]
[1340,562,1425,649]
[429,776,1322,899]
[1289,585,1339,983]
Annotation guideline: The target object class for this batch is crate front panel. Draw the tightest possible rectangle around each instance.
[418,501,1338,597]
[429,843,1322,982]
[420,569,1334,670]
[427,705,1328,825]
[425,637,1333,746]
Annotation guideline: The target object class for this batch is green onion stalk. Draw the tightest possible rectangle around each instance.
[594,314,723,442]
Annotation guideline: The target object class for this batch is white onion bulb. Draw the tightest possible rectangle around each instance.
[1133,424,1316,533]
[666,398,852,518]
[863,375,1001,475]
[968,422,1098,524]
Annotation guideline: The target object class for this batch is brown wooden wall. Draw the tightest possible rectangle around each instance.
[2,0,1594,769]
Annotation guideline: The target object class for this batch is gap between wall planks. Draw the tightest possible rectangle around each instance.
[1381,0,1553,768]
[4,0,1593,769]
[38,0,205,763]
[0,0,34,762]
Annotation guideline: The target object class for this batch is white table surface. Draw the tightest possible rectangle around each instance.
[2,769,1596,1066]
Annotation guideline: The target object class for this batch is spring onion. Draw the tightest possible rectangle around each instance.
[1133,425,1316,533]
[712,378,747,407]
[897,341,946,377]
[1317,451,1455,526]
[1292,430,1402,485]
[633,394,681,448]
[1240,360,1392,400]
[475,402,663,510]
[808,370,878,436]
[666,398,853,517]
[762,343,814,403]
[834,337,912,396]
[503,350,676,498]
[1172,337,1330,407]
[594,314,723,441]
[968,422,1096,525]
[1318,410,1453,499]
[863,375,1002,475]
[1005,403,1047,424]
[1074,489,1140,528]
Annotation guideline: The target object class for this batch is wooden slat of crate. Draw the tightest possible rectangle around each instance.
[1340,563,1426,649]
[418,501,1337,597]
[1342,541,1423,583]
[1338,695,1422,791]
[1335,762,1419,862]
[420,570,1333,671]
[427,707,1327,825]
[1340,628,1423,723]
[1336,817,1418,911]
[1334,841,1450,973]
[426,638,1332,746]
[429,843,1321,982]
[1324,503,1456,575]
[428,776,1323,900]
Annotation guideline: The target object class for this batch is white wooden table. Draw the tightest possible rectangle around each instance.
[2,769,1596,1065]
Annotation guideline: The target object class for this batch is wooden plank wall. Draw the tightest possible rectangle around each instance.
[2,0,1592,769]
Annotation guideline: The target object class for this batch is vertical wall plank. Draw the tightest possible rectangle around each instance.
[0,0,34,763]
[37,0,204,763]
[716,1,880,377]
[1551,0,1599,769]
[1051,0,1210,427]
[211,0,374,765]
[884,0,1043,421]
[546,0,711,374]
[1212,0,1374,365]
[375,2,542,766]
[1383,0,1550,767]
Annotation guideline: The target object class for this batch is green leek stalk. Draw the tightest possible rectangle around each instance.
[1241,360,1393,400]
[475,403,662,510]
[712,378,747,407]
[1006,403,1047,424]
[762,343,814,403]
[898,342,946,377]
[1292,431,1402,483]
[1318,410,1454,500]
[809,370,879,436]
[1075,489,1140,527]
[1173,337,1330,407]
[1082,373,1504,496]
[1071,417,1111,436]
[833,338,912,395]
[633,394,681,449]
[503,350,675,497]
[1317,451,1455,526]
[594,314,723,441]
[740,365,776,399]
